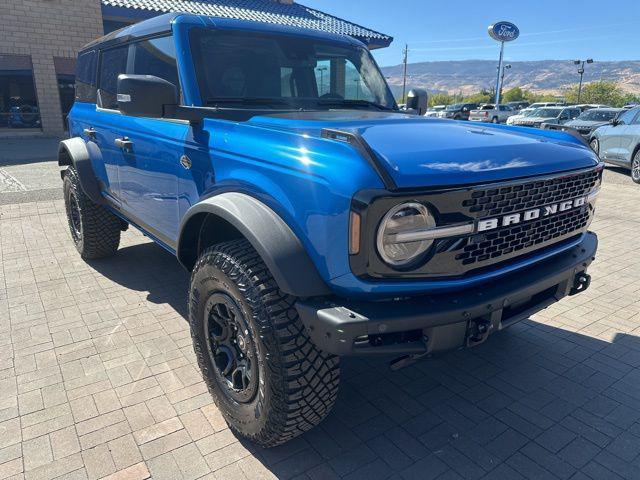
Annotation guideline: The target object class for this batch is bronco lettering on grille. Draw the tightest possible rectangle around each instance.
[477,196,587,232]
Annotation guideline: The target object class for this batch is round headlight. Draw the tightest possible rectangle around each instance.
[376,202,435,267]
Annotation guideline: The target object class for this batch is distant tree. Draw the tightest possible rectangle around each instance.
[463,91,493,104]
[564,81,627,107]
[502,87,524,102]
[428,93,453,107]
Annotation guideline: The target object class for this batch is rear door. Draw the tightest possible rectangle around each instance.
[91,44,131,205]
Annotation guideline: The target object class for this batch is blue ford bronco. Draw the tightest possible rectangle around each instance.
[60,13,601,446]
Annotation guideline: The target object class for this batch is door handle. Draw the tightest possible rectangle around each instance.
[83,128,96,138]
[114,137,133,150]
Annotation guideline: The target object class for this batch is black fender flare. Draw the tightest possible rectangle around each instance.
[177,192,331,298]
[58,138,106,205]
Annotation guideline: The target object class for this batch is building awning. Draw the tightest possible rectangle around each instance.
[101,0,392,49]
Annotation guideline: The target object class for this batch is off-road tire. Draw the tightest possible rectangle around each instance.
[189,239,340,447]
[63,167,121,259]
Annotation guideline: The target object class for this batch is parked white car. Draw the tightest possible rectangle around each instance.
[507,107,536,125]
[468,104,514,123]
[424,105,446,118]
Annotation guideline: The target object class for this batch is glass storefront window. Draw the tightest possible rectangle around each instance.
[0,54,41,130]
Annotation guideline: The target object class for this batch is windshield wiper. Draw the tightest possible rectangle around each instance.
[317,99,395,111]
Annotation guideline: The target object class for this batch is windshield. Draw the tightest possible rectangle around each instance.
[189,28,396,110]
[446,104,463,111]
[576,109,620,121]
[534,108,562,118]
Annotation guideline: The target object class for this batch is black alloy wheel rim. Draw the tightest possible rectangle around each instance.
[67,192,82,243]
[205,292,258,403]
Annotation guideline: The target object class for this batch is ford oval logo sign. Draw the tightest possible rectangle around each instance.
[488,21,519,42]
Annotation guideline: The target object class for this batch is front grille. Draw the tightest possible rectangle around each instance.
[351,166,600,280]
[456,207,590,266]
[461,168,600,218]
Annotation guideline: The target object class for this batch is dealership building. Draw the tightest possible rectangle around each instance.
[0,0,391,137]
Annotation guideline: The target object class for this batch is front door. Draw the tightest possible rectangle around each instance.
[113,35,185,248]
[600,108,639,161]
[618,110,640,164]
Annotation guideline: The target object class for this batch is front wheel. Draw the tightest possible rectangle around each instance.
[492,116,499,124]
[632,150,640,184]
[189,239,340,447]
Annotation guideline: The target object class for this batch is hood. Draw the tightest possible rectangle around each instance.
[248,111,599,188]
[565,120,606,128]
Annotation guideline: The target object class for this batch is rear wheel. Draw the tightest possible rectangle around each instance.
[632,149,640,184]
[189,239,340,447]
[63,167,121,259]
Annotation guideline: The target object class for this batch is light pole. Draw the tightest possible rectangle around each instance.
[573,59,593,104]
[499,64,511,100]
[401,44,409,103]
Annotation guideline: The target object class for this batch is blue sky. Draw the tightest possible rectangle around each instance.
[302,0,639,67]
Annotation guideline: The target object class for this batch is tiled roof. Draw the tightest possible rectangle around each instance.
[101,0,392,47]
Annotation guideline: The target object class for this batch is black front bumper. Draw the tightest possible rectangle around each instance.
[297,232,597,356]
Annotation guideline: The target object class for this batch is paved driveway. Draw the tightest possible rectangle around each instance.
[0,167,639,480]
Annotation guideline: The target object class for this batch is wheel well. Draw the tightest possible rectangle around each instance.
[58,144,73,167]
[633,143,640,159]
[179,212,244,271]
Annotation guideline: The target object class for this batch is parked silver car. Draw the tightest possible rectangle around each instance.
[468,104,514,123]
[511,106,580,128]
[590,106,640,183]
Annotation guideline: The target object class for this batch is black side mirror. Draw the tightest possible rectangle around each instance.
[610,118,620,126]
[117,74,178,118]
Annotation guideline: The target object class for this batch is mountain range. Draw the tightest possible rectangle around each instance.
[380,60,640,97]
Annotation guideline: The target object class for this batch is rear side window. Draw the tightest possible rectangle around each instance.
[98,45,129,110]
[130,36,180,92]
[76,50,98,103]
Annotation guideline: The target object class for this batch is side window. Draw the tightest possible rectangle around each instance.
[76,50,97,103]
[130,36,180,92]
[98,45,129,110]
[630,109,640,125]
[617,108,638,125]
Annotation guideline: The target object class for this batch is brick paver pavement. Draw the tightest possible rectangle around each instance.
[0,168,639,480]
